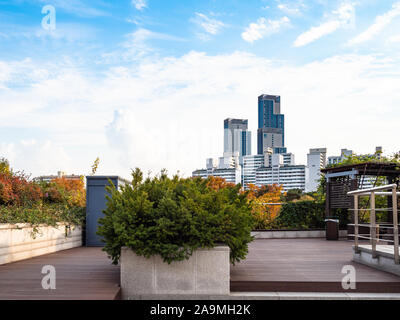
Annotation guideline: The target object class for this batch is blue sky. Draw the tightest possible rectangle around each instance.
[0,0,400,177]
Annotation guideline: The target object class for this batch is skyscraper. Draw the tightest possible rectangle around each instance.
[257,94,286,155]
[223,118,251,158]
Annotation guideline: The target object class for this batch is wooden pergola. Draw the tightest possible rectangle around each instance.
[321,162,400,221]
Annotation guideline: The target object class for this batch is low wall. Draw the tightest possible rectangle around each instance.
[353,246,400,277]
[121,246,230,300]
[0,223,82,265]
[252,229,348,239]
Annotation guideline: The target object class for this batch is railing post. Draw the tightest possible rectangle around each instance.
[354,195,359,253]
[371,192,377,258]
[393,186,399,265]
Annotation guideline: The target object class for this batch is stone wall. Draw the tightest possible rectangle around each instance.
[252,230,348,239]
[0,223,82,265]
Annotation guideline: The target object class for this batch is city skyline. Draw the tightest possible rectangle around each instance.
[0,1,399,179]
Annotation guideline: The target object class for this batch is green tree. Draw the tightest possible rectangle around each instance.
[97,169,254,265]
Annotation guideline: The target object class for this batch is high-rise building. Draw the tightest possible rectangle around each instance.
[306,148,327,192]
[257,94,285,155]
[223,118,251,158]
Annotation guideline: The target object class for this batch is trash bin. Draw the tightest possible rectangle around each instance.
[325,218,339,240]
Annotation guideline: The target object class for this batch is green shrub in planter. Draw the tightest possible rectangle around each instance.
[97,169,254,265]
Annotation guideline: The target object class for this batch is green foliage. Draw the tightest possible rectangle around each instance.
[0,203,85,227]
[97,169,254,265]
[275,201,326,229]
[329,152,400,168]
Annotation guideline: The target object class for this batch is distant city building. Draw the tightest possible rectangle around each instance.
[242,154,268,187]
[242,149,295,189]
[306,148,327,192]
[223,118,251,158]
[255,154,307,192]
[328,149,353,166]
[375,146,383,159]
[193,94,309,192]
[34,171,82,183]
[218,155,239,169]
[257,94,285,155]
[192,166,242,185]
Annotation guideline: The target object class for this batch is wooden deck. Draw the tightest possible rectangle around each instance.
[2,239,400,299]
[0,247,120,300]
[231,239,400,293]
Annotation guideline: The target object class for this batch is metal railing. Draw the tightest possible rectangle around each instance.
[347,184,399,264]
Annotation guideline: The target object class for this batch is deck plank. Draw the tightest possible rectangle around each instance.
[0,247,120,300]
[231,239,400,293]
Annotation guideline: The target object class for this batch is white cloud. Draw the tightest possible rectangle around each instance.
[132,0,147,11]
[242,16,290,43]
[294,2,355,47]
[1,51,400,178]
[101,28,185,62]
[277,2,306,16]
[388,34,400,43]
[349,2,400,45]
[191,13,226,40]
[0,140,71,178]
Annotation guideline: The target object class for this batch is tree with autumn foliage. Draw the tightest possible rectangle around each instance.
[245,183,284,230]
[41,177,86,208]
[206,176,236,191]
[0,158,85,227]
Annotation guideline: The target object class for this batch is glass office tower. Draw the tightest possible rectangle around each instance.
[257,94,286,155]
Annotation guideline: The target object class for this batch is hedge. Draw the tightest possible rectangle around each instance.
[275,201,325,229]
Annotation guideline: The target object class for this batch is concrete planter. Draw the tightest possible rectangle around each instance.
[252,229,348,239]
[121,246,230,300]
[0,223,82,265]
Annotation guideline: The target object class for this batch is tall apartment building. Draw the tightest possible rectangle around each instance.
[192,158,242,185]
[306,148,327,192]
[242,149,295,188]
[255,154,307,192]
[223,118,251,158]
[257,95,286,155]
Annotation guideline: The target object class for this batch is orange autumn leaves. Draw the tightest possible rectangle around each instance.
[45,177,86,208]
[206,176,284,229]
[246,183,284,229]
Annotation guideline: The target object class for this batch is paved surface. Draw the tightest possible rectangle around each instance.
[231,239,400,293]
[0,247,120,300]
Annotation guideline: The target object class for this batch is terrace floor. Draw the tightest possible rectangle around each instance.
[1,239,400,299]
[0,247,120,300]
[231,239,400,293]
